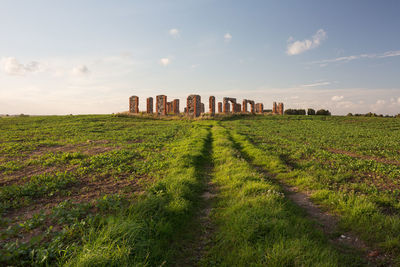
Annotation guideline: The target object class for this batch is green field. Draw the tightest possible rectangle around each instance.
[1,114,400,266]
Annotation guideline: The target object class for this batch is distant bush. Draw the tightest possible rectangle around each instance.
[315,109,331,116]
[347,113,353,116]
[307,108,316,115]
[284,109,306,115]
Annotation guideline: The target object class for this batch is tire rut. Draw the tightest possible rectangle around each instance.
[228,131,393,266]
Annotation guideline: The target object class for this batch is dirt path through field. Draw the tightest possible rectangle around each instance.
[172,128,217,266]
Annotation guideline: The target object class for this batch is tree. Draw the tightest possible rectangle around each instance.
[316,109,331,116]
[307,108,316,115]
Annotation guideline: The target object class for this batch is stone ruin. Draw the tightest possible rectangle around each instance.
[223,97,238,113]
[209,96,215,115]
[186,94,201,117]
[129,96,139,113]
[217,102,222,113]
[272,102,284,115]
[129,94,283,117]
[146,97,153,113]
[242,99,255,113]
[172,99,180,114]
[255,103,264,114]
[156,95,167,115]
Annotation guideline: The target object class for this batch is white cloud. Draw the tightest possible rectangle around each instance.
[160,58,170,66]
[169,28,179,37]
[311,49,400,65]
[301,81,331,87]
[287,29,327,55]
[398,97,400,104]
[72,65,90,76]
[224,33,232,42]
[331,95,344,101]
[2,57,41,75]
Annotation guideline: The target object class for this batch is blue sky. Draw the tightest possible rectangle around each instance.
[1,0,400,115]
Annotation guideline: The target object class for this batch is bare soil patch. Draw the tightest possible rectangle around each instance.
[327,148,400,166]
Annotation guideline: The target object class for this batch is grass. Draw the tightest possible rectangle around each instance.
[1,114,400,266]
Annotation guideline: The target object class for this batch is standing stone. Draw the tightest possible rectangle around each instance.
[186,94,201,117]
[156,95,167,115]
[172,99,180,114]
[249,101,255,114]
[242,99,248,112]
[218,102,222,113]
[209,96,215,115]
[256,103,264,114]
[129,96,139,113]
[273,102,277,114]
[201,103,205,114]
[146,97,153,114]
[278,102,284,115]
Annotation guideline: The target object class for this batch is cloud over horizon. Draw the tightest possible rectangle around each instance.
[1,57,41,75]
[287,29,327,55]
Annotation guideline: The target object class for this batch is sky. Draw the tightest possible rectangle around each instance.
[1,0,400,115]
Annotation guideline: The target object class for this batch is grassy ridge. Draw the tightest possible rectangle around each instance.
[65,123,212,266]
[202,125,362,266]
[228,126,400,265]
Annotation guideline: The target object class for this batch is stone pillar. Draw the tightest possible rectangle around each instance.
[223,98,230,113]
[218,102,222,113]
[236,103,241,113]
[278,102,284,115]
[255,103,263,114]
[209,96,215,115]
[201,103,205,114]
[129,96,139,113]
[273,102,277,114]
[146,97,153,114]
[250,101,255,114]
[156,95,167,115]
[186,94,201,117]
[172,99,180,114]
[242,100,248,112]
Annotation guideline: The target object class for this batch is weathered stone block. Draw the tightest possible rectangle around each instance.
[156,95,167,115]
[186,94,201,117]
[218,102,222,113]
[129,96,139,113]
[172,99,180,114]
[209,96,215,115]
[146,97,153,114]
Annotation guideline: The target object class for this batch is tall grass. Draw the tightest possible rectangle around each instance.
[65,124,212,266]
[202,125,362,266]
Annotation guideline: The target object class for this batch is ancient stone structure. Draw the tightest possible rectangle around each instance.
[236,103,241,113]
[201,103,205,114]
[242,99,255,113]
[272,102,284,115]
[172,99,180,114]
[156,95,167,115]
[278,102,284,115]
[146,97,153,114]
[256,103,264,114]
[166,102,172,114]
[129,96,139,113]
[186,94,201,117]
[209,96,215,115]
[218,102,222,113]
[223,97,237,113]
[184,107,187,113]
